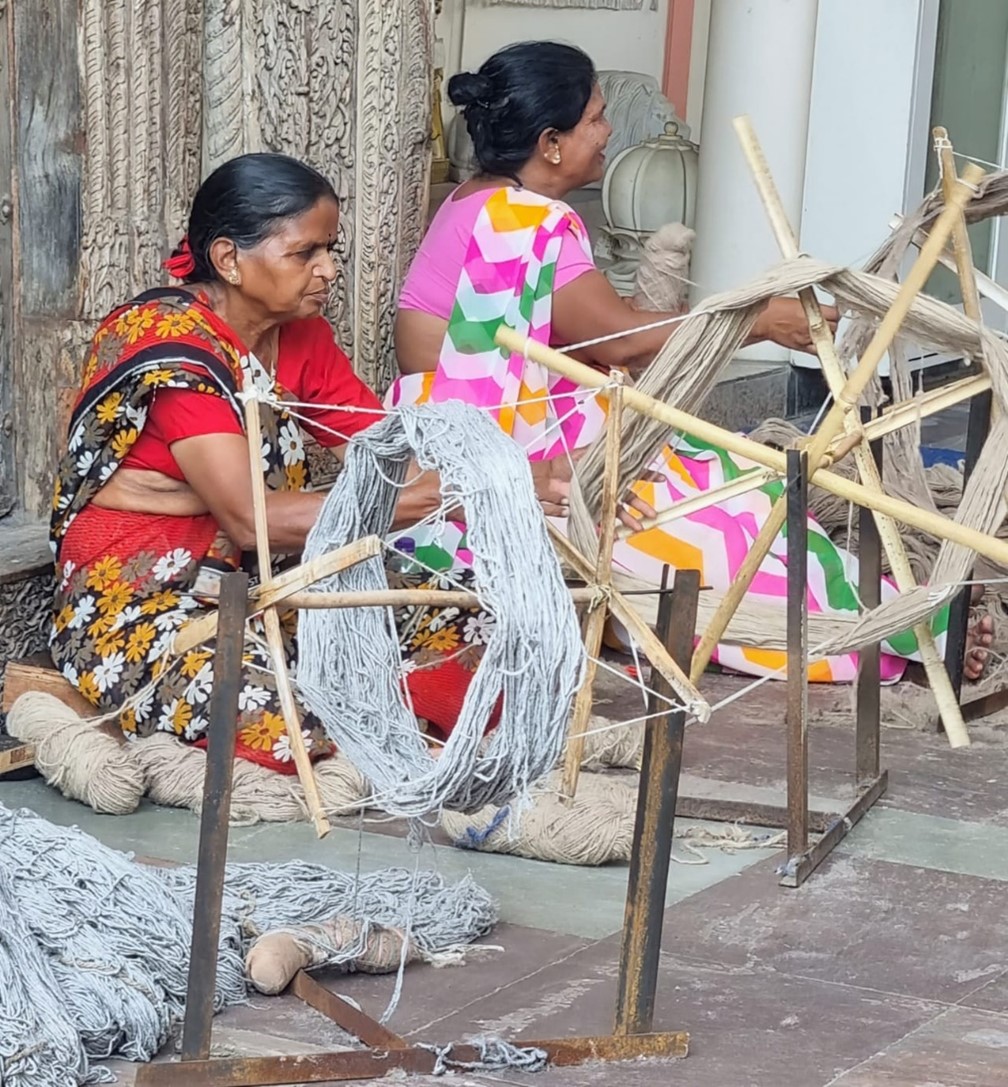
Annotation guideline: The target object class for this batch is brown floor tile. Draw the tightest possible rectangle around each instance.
[961,968,1008,1014]
[594,668,1008,827]
[827,1005,1008,1086]
[654,854,1008,1005]
[402,942,945,1087]
[328,924,593,1037]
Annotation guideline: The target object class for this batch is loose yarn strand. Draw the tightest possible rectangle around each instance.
[0,803,498,1086]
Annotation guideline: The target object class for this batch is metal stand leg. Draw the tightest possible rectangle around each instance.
[615,567,700,1036]
[785,449,809,863]
[774,444,888,888]
[180,570,249,1061]
[856,407,882,786]
[944,388,991,703]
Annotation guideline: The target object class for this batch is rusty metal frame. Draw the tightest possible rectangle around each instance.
[138,1030,690,1086]
[135,567,694,1085]
[944,388,1008,725]
[674,437,889,889]
[616,568,700,1034]
[944,386,992,701]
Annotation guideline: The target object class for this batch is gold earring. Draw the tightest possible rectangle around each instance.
[228,270,239,285]
[551,151,562,166]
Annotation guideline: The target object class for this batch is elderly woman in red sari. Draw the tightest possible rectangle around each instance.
[50,153,564,772]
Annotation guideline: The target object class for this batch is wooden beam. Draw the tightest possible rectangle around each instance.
[287,586,598,609]
[732,114,968,748]
[0,2,17,514]
[496,329,1008,569]
[562,376,624,798]
[0,738,35,776]
[243,391,329,838]
[2,660,95,716]
[548,523,708,720]
[690,130,983,698]
[171,537,382,655]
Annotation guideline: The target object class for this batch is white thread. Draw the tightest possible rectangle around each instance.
[560,309,695,353]
[952,147,1007,172]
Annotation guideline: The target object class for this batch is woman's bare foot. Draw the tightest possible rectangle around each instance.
[964,612,994,681]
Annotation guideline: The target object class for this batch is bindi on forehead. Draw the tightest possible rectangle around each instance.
[274,202,339,249]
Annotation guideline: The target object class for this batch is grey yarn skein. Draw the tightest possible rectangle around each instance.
[297,401,585,818]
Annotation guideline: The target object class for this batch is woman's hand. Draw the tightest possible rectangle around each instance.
[617,493,657,534]
[531,453,657,532]
[531,456,576,518]
[752,297,840,353]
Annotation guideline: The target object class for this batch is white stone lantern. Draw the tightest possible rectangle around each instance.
[598,122,700,295]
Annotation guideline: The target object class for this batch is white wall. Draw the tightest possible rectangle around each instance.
[442,1,670,109]
[800,0,938,268]
[796,0,939,369]
[688,0,820,365]
[684,0,710,139]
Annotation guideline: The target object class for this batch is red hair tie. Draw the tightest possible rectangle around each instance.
[164,235,196,278]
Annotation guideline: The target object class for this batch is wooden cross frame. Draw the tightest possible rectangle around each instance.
[168,117,993,840]
[137,564,695,1085]
[497,120,995,754]
[169,378,704,834]
[141,366,703,1086]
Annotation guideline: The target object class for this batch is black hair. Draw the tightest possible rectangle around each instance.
[173,152,337,283]
[447,41,596,182]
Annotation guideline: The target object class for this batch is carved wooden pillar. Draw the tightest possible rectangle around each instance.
[79,0,203,320]
[7,0,429,522]
[353,0,434,389]
[200,0,434,392]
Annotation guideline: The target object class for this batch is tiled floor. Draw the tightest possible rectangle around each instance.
[5,666,1008,1086]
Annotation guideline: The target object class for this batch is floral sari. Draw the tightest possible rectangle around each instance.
[389,186,947,682]
[50,289,495,772]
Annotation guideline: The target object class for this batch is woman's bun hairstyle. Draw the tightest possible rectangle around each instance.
[448,42,595,183]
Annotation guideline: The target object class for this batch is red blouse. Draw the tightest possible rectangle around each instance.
[123,317,382,480]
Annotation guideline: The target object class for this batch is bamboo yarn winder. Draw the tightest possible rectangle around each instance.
[502,121,998,761]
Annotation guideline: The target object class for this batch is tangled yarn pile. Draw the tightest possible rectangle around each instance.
[0,803,497,1086]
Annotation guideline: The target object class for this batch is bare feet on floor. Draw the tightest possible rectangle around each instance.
[965,612,995,681]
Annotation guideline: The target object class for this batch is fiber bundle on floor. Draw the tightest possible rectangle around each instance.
[0,803,497,1087]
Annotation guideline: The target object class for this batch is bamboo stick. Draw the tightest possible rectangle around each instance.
[891,213,1008,316]
[286,586,599,609]
[733,115,969,748]
[858,375,990,445]
[547,523,709,719]
[934,127,984,324]
[267,538,383,599]
[561,377,624,798]
[691,139,979,698]
[173,537,383,655]
[933,131,993,714]
[616,469,777,540]
[243,391,330,837]
[807,159,984,439]
[495,330,1008,568]
[690,145,985,685]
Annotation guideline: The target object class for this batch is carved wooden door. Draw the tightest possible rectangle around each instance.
[3,0,432,522]
[0,0,15,517]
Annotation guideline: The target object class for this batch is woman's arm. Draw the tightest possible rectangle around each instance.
[551,272,839,374]
[550,271,684,373]
[171,433,445,552]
